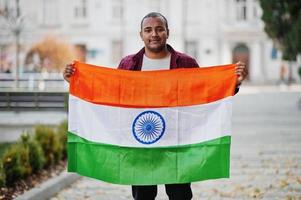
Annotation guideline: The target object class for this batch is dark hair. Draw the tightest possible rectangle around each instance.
[140,12,169,30]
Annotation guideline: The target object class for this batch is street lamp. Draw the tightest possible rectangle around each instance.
[9,15,25,89]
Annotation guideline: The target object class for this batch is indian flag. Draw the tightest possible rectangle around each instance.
[67,61,237,185]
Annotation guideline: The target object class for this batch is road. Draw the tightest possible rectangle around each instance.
[51,90,301,200]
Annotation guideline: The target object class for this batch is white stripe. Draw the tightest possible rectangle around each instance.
[68,95,232,147]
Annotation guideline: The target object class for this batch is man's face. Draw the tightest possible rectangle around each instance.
[140,17,169,53]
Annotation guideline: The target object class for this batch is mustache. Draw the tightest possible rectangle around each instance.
[149,38,161,42]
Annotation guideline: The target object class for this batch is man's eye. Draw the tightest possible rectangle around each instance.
[144,29,151,33]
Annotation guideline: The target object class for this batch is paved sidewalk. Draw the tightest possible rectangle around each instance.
[51,91,301,200]
[238,84,301,94]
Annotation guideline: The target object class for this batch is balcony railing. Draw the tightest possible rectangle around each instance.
[0,72,69,92]
[0,72,69,111]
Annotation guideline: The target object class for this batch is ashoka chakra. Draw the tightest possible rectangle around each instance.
[132,111,165,144]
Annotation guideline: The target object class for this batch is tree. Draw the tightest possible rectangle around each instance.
[25,36,76,72]
[259,0,301,82]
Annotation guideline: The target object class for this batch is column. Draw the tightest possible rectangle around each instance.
[250,42,264,83]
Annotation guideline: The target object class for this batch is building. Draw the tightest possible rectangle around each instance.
[0,0,300,83]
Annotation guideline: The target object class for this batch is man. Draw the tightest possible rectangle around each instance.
[64,12,247,200]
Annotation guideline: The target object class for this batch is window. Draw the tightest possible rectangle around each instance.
[252,0,260,19]
[186,0,200,23]
[87,49,98,59]
[111,40,123,64]
[0,0,17,18]
[42,0,59,26]
[236,0,247,21]
[74,44,87,62]
[112,0,123,19]
[74,0,87,19]
[0,45,12,73]
[185,41,198,60]
[271,47,277,60]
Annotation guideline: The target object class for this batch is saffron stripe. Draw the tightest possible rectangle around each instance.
[70,62,237,108]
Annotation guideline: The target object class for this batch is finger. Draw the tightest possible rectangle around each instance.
[236,72,243,77]
[66,62,75,67]
[66,66,74,71]
[236,65,245,69]
[236,69,244,74]
[236,61,245,66]
[236,78,243,85]
[64,72,73,78]
[236,61,245,65]
[65,65,76,72]
[65,67,73,72]
[236,70,245,76]
[65,70,75,76]
[66,65,74,70]
[236,68,247,76]
[68,61,75,65]
[236,63,246,68]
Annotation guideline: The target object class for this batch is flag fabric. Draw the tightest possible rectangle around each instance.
[67,61,237,185]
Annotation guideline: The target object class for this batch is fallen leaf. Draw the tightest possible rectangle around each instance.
[234,184,245,192]
[284,195,293,200]
[280,179,290,188]
[248,188,262,198]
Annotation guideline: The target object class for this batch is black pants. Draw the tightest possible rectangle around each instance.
[132,183,192,200]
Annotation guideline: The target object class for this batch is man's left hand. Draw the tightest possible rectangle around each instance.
[235,61,248,87]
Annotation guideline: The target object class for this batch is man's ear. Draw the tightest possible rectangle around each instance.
[140,31,143,40]
[167,29,169,38]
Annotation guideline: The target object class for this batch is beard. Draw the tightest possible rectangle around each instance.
[146,42,166,53]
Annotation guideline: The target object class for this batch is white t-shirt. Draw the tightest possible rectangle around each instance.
[142,53,171,71]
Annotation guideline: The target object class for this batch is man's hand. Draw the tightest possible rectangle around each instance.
[235,61,248,87]
[63,61,76,83]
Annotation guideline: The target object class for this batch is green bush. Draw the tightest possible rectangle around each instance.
[2,144,31,186]
[57,120,68,159]
[19,145,32,177]
[0,163,5,187]
[298,67,301,78]
[21,134,45,173]
[34,125,62,167]
[0,143,14,159]
[0,121,68,187]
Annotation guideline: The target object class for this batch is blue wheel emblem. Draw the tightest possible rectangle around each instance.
[132,111,165,144]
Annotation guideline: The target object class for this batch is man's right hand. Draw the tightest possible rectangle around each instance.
[63,61,76,83]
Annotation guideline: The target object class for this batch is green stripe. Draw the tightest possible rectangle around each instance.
[67,132,230,185]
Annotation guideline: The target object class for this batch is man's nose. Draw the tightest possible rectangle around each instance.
[151,30,158,36]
